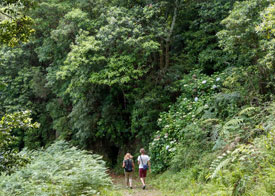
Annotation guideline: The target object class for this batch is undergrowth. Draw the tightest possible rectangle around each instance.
[0,141,112,196]
[152,102,275,196]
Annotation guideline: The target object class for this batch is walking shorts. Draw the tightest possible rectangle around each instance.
[139,168,147,178]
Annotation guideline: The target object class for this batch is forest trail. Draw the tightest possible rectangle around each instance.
[111,173,165,196]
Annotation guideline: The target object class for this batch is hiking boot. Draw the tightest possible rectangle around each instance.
[142,185,146,190]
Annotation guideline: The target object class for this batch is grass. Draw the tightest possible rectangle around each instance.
[151,170,232,196]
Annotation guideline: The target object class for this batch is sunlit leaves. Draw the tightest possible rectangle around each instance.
[0,0,35,46]
[217,0,274,95]
[0,110,39,174]
[256,3,275,72]
[256,3,275,39]
[217,0,271,65]
[0,110,40,149]
[86,6,160,86]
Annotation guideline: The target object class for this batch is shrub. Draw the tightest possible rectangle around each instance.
[0,141,111,196]
[207,103,275,196]
[0,110,40,174]
[149,70,228,173]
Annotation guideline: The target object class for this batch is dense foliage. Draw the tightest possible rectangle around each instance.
[152,120,275,195]
[0,0,274,195]
[0,0,35,47]
[0,111,39,174]
[147,0,275,195]
[0,141,111,196]
[1,0,189,160]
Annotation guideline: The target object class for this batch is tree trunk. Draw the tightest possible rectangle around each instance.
[165,40,170,69]
[159,40,164,69]
[164,0,180,69]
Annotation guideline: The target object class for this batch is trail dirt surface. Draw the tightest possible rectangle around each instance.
[112,173,165,196]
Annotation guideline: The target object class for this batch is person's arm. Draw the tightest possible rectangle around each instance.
[137,156,140,166]
[122,160,125,168]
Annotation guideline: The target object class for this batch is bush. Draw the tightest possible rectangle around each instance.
[0,141,111,196]
[153,128,274,196]
[149,70,228,173]
[0,111,40,174]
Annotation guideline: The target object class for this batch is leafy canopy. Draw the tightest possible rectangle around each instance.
[0,0,35,47]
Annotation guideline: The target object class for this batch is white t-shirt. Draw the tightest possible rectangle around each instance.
[137,155,150,169]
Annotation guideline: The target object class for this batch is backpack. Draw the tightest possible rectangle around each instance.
[140,156,148,170]
[124,159,133,172]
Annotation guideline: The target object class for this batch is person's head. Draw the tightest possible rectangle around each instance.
[124,153,133,160]
[140,148,146,155]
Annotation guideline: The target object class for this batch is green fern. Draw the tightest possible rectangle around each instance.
[0,141,112,195]
[224,118,244,128]
[238,107,256,116]
[208,151,231,180]
[210,158,230,179]
[264,103,275,130]
[208,142,261,181]
[221,118,244,137]
[201,119,220,125]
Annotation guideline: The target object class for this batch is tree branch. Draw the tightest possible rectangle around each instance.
[165,0,181,68]
[0,10,14,20]
[167,0,180,42]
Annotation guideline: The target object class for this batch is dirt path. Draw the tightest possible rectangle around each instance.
[111,173,165,196]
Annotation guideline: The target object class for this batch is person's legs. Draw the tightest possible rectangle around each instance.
[143,169,147,189]
[125,172,130,187]
[129,171,133,188]
[140,177,145,186]
[139,168,147,189]
[139,169,145,186]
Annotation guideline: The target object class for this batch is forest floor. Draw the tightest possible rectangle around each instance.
[111,173,165,196]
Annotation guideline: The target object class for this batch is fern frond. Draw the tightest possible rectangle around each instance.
[267,102,275,115]
[221,118,244,137]
[208,151,231,179]
[238,107,256,116]
[224,118,244,128]
[210,158,230,179]
[201,119,220,125]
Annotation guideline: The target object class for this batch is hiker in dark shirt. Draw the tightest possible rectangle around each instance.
[122,153,135,189]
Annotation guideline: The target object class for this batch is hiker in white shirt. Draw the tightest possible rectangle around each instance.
[137,148,151,190]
